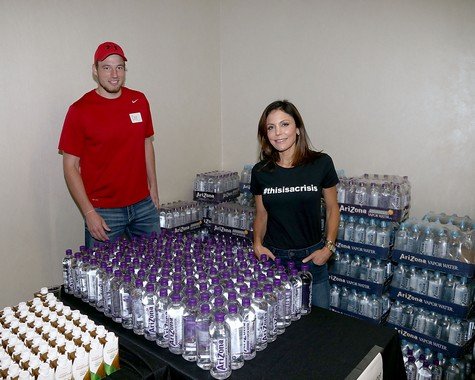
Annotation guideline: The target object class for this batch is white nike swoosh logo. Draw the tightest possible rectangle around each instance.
[132,99,139,103]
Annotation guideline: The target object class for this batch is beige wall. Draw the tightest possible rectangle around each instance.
[0,0,221,308]
[220,0,475,219]
[0,0,474,308]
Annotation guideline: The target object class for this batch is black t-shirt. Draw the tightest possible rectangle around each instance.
[250,153,339,250]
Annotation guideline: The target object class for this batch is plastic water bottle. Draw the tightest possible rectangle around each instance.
[62,249,73,294]
[347,289,358,313]
[280,273,293,327]
[131,279,145,335]
[349,255,361,278]
[388,300,403,325]
[435,315,450,341]
[364,219,377,246]
[337,215,346,241]
[453,277,469,306]
[299,264,313,315]
[344,216,356,241]
[442,274,456,302]
[102,266,114,317]
[196,303,212,370]
[370,295,382,320]
[110,270,123,323]
[339,253,351,276]
[143,283,158,341]
[379,182,391,209]
[210,312,232,379]
[86,258,99,306]
[369,182,380,207]
[427,271,443,299]
[79,256,90,301]
[120,274,133,329]
[434,229,448,258]
[225,304,244,370]
[370,259,385,284]
[354,181,368,206]
[405,355,417,380]
[289,268,302,321]
[354,218,366,244]
[406,224,421,253]
[418,227,434,256]
[232,298,254,365]
[390,184,402,210]
[330,285,340,308]
[262,284,278,342]
[182,297,198,361]
[167,293,185,354]
[444,358,461,379]
[448,319,463,345]
[416,269,429,295]
[394,223,408,251]
[251,290,268,351]
[430,358,443,380]
[156,287,169,348]
[345,179,356,204]
[376,221,390,248]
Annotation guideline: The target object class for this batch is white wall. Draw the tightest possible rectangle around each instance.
[220,0,475,220]
[0,0,473,308]
[0,0,221,308]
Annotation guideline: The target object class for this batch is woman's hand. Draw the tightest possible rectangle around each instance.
[253,244,276,261]
[302,246,332,266]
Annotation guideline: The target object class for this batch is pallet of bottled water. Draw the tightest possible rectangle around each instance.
[387,299,474,358]
[329,253,393,296]
[329,285,391,325]
[193,171,240,203]
[336,215,396,260]
[392,213,474,278]
[389,263,473,319]
[204,202,254,240]
[337,173,411,222]
[159,201,204,233]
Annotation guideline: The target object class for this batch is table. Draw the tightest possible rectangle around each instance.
[61,289,405,379]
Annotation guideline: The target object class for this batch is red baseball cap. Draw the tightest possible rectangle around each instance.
[94,42,127,62]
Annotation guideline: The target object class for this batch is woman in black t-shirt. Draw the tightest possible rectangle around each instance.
[250,100,340,308]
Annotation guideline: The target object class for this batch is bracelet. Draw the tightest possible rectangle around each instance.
[325,239,336,254]
[84,209,95,217]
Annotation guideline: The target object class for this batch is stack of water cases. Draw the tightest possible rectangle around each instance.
[197,167,255,241]
[329,173,411,324]
[62,230,315,380]
[388,212,475,376]
[159,201,205,234]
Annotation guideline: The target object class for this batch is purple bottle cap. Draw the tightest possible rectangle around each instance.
[211,277,220,285]
[185,287,195,297]
[250,279,258,289]
[200,292,210,302]
[239,284,248,293]
[281,273,288,281]
[148,274,157,283]
[214,297,224,307]
[242,297,251,307]
[254,290,263,298]
[106,266,113,274]
[65,249,73,256]
[258,273,267,283]
[173,273,182,282]
[214,312,225,322]
[159,277,169,287]
[188,297,197,307]
[123,274,132,283]
[287,261,295,270]
[201,304,211,314]
[213,286,223,295]
[228,291,237,301]
[135,279,143,288]
[237,275,245,283]
[199,282,208,291]
[171,293,181,302]
[275,257,281,266]
[291,268,298,276]
[100,261,108,269]
[159,287,168,297]
[136,269,146,279]
[114,270,122,278]
[264,284,280,293]
[186,277,195,286]
[301,263,309,271]
[228,304,238,314]
[146,283,155,292]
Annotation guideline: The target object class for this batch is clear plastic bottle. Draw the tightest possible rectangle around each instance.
[418,227,434,256]
[79,256,90,301]
[369,182,380,207]
[280,273,293,327]
[354,218,366,244]
[453,277,469,306]
[156,287,169,348]
[143,283,158,341]
[251,290,268,351]
[444,358,461,379]
[364,219,378,246]
[370,259,385,284]
[394,223,408,251]
[430,358,443,380]
[240,297,256,361]
[299,264,313,315]
[289,268,302,321]
[330,285,340,308]
[62,249,73,294]
[388,300,403,325]
[376,221,390,248]
[344,216,356,242]
[110,270,123,323]
[347,289,358,314]
[262,283,278,342]
[95,262,108,312]
[196,303,212,370]
[210,312,232,379]
[405,355,417,380]
[131,279,145,335]
[86,258,99,306]
[442,274,456,303]
[427,271,443,299]
[225,304,244,370]
[119,274,133,329]
[354,181,368,206]
[349,255,361,278]
[167,293,185,354]
[272,278,286,335]
[182,297,198,362]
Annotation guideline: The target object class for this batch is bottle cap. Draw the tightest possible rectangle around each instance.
[145,283,155,293]
[214,312,225,322]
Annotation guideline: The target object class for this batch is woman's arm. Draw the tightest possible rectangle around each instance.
[253,195,275,260]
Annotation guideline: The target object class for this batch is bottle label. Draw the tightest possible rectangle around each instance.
[196,321,210,351]
[120,293,131,318]
[212,337,229,372]
[157,309,167,336]
[168,315,183,349]
[242,319,255,354]
[144,305,156,334]
[255,309,267,343]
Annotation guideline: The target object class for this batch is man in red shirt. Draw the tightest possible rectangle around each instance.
[59,41,160,247]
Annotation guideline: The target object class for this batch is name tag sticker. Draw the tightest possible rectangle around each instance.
[129,112,143,123]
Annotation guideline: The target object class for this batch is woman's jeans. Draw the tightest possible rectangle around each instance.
[266,240,330,309]
[85,196,160,248]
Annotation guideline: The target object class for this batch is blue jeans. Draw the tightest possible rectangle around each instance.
[266,240,330,309]
[85,196,160,248]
